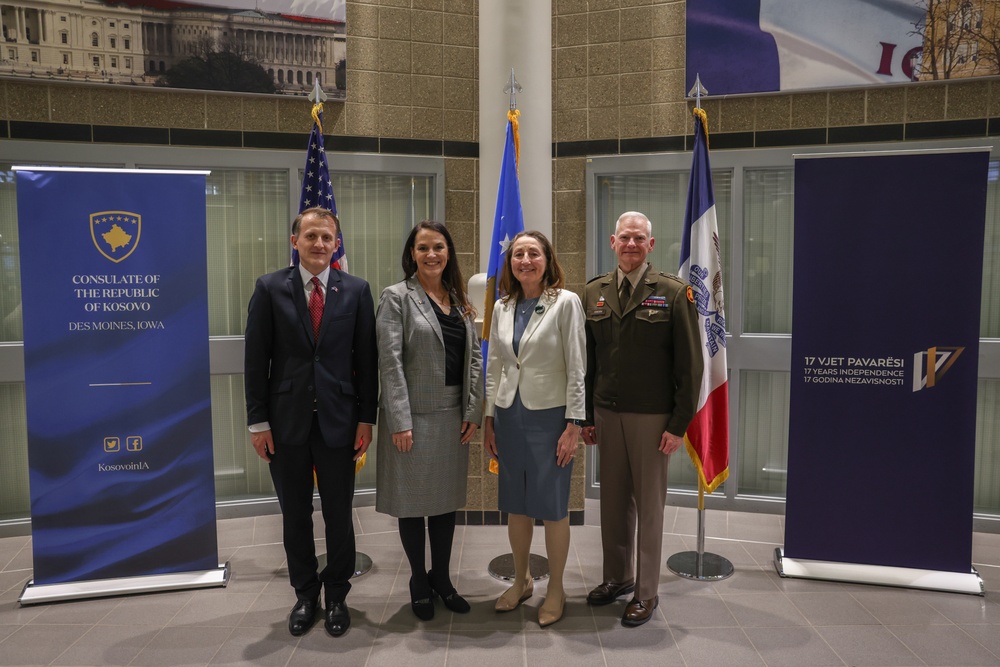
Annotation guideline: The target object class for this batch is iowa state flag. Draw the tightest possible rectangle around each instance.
[679,108,730,493]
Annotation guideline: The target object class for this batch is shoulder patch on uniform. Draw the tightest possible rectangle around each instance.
[586,272,611,285]
[686,285,695,303]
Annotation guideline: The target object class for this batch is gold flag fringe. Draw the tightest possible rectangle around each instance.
[312,102,324,135]
[692,106,709,149]
[508,108,521,169]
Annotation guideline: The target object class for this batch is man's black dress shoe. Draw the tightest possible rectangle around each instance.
[586,580,635,606]
[621,595,658,627]
[325,601,351,637]
[288,599,319,636]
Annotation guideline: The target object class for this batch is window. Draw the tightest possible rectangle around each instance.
[124,23,129,29]
[109,21,115,28]
[592,167,733,493]
[30,50,37,63]
[744,168,793,334]
[124,57,131,68]
[92,55,99,68]
[124,37,130,50]
[62,53,69,65]
[60,15,66,21]
[110,56,117,68]
[8,49,15,61]
[593,171,733,281]
[60,31,67,44]
[91,33,98,47]
[110,36,116,49]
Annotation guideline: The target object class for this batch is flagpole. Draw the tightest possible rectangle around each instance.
[486,69,549,584]
[666,75,734,582]
[300,79,370,578]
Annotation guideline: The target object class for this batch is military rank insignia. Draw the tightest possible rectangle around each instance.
[686,285,695,303]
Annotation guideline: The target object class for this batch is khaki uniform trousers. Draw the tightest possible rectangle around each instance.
[595,406,671,601]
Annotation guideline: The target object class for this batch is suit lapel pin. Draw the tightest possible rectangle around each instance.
[534,305,544,314]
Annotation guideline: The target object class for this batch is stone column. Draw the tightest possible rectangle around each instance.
[478,0,552,264]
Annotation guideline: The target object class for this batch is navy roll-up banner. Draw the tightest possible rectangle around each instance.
[16,168,222,598]
[783,149,989,587]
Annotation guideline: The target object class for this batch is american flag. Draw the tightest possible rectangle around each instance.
[293,104,347,272]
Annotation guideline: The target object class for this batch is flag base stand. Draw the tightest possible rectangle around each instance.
[353,552,373,578]
[317,552,372,579]
[488,553,549,582]
[773,548,984,596]
[667,550,734,581]
[19,563,230,606]
[667,483,734,582]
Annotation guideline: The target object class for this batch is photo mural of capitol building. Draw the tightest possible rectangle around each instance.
[0,0,346,97]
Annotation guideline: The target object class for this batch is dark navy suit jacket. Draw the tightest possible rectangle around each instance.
[244,265,378,447]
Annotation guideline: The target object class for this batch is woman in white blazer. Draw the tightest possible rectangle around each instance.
[483,230,586,628]
[376,221,482,621]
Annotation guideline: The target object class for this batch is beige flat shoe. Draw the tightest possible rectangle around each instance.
[495,579,534,612]
[538,594,565,627]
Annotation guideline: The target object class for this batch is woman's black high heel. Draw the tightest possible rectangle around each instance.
[429,570,470,614]
[409,574,436,621]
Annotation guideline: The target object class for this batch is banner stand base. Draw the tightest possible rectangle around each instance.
[773,548,984,596]
[18,562,230,606]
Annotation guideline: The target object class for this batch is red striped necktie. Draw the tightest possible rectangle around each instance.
[309,276,324,341]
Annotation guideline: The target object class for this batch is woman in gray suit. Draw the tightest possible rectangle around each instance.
[375,220,483,621]
[483,231,586,627]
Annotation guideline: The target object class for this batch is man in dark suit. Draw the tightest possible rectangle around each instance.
[244,207,377,638]
[582,211,704,627]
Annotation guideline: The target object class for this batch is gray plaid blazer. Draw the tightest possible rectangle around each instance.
[376,277,483,435]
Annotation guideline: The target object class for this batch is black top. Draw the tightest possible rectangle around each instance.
[429,298,466,386]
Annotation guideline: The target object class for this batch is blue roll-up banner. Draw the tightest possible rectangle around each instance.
[15,168,227,604]
[777,149,990,595]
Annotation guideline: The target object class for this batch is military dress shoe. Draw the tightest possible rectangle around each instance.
[621,595,659,627]
[325,601,351,637]
[288,599,319,636]
[586,580,635,606]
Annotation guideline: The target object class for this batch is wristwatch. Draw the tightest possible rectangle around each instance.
[567,419,587,427]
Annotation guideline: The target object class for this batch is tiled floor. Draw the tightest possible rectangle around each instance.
[2,499,1000,666]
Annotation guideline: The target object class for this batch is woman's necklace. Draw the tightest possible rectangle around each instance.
[519,297,539,316]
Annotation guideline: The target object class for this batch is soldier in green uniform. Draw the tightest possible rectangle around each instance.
[581,210,704,627]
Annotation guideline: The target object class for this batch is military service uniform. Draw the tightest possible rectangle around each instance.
[584,263,703,603]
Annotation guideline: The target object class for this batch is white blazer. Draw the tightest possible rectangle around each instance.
[484,288,586,420]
